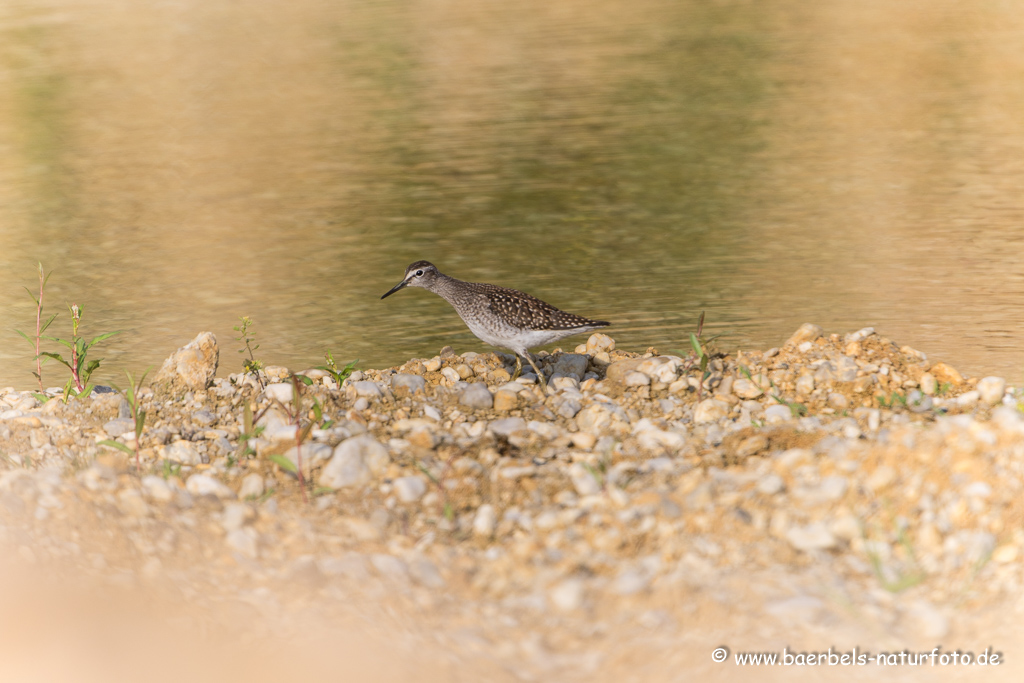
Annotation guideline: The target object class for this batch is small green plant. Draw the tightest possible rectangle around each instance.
[235,402,267,461]
[98,369,150,473]
[319,351,358,387]
[739,364,807,417]
[162,458,182,480]
[673,312,721,400]
[234,316,266,389]
[265,374,322,503]
[936,381,953,396]
[42,303,121,402]
[876,391,908,409]
[14,263,57,396]
[864,525,927,593]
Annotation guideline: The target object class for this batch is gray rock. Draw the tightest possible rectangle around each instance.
[409,558,445,588]
[103,418,135,438]
[162,440,202,465]
[836,355,858,382]
[191,409,216,426]
[351,381,384,399]
[551,354,589,381]
[154,332,219,396]
[554,397,582,419]
[489,417,527,437]
[281,442,334,477]
[319,436,390,489]
[459,383,493,410]
[391,374,426,395]
[185,474,236,500]
[393,476,427,503]
[624,371,650,387]
[238,472,265,499]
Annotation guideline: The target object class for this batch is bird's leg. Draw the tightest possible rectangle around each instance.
[510,355,523,381]
[523,353,547,390]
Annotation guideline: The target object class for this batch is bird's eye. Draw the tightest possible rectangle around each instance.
[415,270,424,277]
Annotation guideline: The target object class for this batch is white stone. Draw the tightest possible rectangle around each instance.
[263,383,294,404]
[162,440,202,465]
[238,472,265,499]
[473,504,498,537]
[140,475,174,503]
[764,404,794,423]
[786,522,838,551]
[221,502,256,532]
[693,399,729,424]
[319,436,387,488]
[185,474,236,500]
[977,376,1006,406]
[550,578,585,612]
[394,476,427,503]
[569,463,602,496]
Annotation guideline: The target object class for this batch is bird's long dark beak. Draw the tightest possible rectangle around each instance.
[381,279,409,299]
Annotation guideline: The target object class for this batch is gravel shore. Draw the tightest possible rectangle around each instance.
[2,325,1023,681]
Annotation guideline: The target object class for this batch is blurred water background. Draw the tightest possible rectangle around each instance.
[1,0,1022,388]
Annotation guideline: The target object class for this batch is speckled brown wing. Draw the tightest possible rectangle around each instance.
[480,284,609,331]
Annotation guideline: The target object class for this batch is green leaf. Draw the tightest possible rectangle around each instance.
[39,313,58,334]
[98,439,134,455]
[88,330,122,346]
[269,454,297,474]
[14,329,33,344]
[39,351,71,369]
[689,332,703,358]
[135,410,146,437]
[312,486,335,497]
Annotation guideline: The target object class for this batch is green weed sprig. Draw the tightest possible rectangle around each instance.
[14,263,57,396]
[98,369,150,473]
[234,316,265,390]
[42,303,121,402]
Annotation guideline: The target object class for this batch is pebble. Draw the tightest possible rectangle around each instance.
[185,474,236,500]
[220,502,256,532]
[919,372,938,395]
[473,504,498,537]
[320,436,390,489]
[694,399,729,424]
[103,418,135,438]
[756,474,785,496]
[489,417,527,437]
[929,362,963,385]
[764,404,794,423]
[732,378,764,399]
[493,390,518,412]
[459,383,494,410]
[263,383,294,403]
[550,578,585,612]
[568,463,602,496]
[238,472,265,499]
[977,376,1006,406]
[586,333,615,354]
[394,476,427,503]
[162,440,202,465]
[141,475,175,502]
[351,381,384,399]
[786,522,838,551]
[786,323,823,346]
[153,331,219,396]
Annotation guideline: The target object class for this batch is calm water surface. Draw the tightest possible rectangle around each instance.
[1,0,1023,388]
